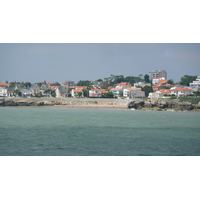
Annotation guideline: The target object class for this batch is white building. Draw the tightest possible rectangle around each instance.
[123,88,145,98]
[152,77,166,85]
[110,88,123,97]
[149,70,167,80]
[171,88,193,97]
[189,76,200,91]
[0,88,8,97]
[89,89,102,97]
[148,89,171,99]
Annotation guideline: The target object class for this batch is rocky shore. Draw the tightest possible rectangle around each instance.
[128,99,200,111]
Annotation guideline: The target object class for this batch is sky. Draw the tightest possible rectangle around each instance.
[0,43,200,84]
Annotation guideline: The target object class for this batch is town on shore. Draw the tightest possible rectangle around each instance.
[1,70,200,103]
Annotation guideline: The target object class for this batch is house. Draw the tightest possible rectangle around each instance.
[40,83,50,91]
[148,89,171,99]
[62,80,75,86]
[152,77,165,85]
[171,88,193,97]
[0,88,8,97]
[189,76,200,91]
[123,88,137,98]
[73,86,88,90]
[136,91,145,97]
[7,87,14,97]
[134,82,151,88]
[0,83,11,87]
[40,81,53,85]
[157,79,168,86]
[89,89,102,97]
[15,84,25,90]
[71,89,84,97]
[30,84,41,96]
[123,88,145,98]
[152,85,163,91]
[115,82,132,88]
[56,86,68,98]
[19,89,32,98]
[109,88,123,97]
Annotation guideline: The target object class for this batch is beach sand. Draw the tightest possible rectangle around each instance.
[54,104,127,109]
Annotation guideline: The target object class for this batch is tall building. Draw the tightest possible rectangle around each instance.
[148,70,167,80]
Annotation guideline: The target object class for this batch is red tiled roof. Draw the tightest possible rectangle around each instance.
[50,86,56,91]
[171,88,193,91]
[158,80,168,85]
[99,89,108,93]
[115,82,132,87]
[74,86,87,90]
[0,83,10,86]
[40,82,53,85]
[110,88,122,91]
[74,89,83,92]
[159,89,171,94]
[152,86,160,88]
[126,88,137,91]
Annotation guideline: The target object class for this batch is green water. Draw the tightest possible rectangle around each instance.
[0,107,200,156]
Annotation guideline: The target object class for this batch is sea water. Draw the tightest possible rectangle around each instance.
[0,107,200,156]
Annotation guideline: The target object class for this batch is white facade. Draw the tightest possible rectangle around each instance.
[110,88,123,97]
[171,88,193,97]
[189,76,200,90]
[152,77,165,85]
[123,88,145,98]
[89,90,102,97]
[0,88,7,97]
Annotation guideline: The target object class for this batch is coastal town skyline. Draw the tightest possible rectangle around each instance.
[1,43,200,83]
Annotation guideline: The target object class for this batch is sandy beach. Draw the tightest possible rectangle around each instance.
[53,104,128,109]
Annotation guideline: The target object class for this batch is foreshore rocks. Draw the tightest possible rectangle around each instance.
[128,99,200,111]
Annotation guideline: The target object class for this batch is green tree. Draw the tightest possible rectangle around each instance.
[82,89,89,97]
[179,75,197,86]
[78,92,82,97]
[9,82,16,87]
[142,86,153,97]
[13,89,20,96]
[168,79,174,85]
[77,80,92,87]
[51,90,56,97]
[124,76,141,85]
[100,81,110,89]
[119,91,123,97]
[193,91,200,97]
[144,74,150,83]
[103,92,114,98]
[37,83,42,87]
[96,79,103,82]
[23,82,32,88]
[51,82,61,86]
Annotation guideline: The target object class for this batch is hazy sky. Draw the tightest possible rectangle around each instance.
[0,43,200,84]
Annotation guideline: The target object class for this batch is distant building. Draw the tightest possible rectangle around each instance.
[62,80,75,86]
[171,88,193,97]
[189,76,200,91]
[149,70,167,80]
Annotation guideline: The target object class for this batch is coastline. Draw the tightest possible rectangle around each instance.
[1,97,200,111]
